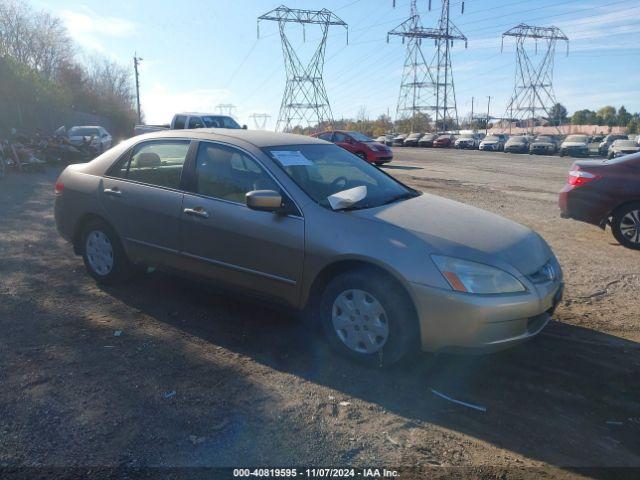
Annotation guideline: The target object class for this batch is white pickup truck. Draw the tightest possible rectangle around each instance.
[133,112,246,136]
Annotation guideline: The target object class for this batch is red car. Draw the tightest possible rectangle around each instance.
[312,130,393,165]
[433,134,455,148]
[559,153,640,249]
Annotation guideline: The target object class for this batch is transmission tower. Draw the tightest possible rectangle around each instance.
[249,113,271,130]
[501,24,569,134]
[388,0,467,132]
[216,103,237,117]
[258,6,348,133]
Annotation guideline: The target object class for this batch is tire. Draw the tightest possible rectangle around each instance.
[81,218,132,284]
[611,202,640,250]
[319,269,419,367]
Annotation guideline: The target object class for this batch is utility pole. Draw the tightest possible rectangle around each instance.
[486,96,492,135]
[133,53,142,124]
[258,6,348,133]
[471,96,474,131]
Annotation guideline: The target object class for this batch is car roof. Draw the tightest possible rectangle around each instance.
[135,128,327,148]
[176,112,234,117]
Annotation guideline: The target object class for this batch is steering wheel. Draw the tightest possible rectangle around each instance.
[329,176,349,191]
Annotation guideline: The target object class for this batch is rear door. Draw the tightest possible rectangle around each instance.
[100,139,192,266]
[179,141,304,306]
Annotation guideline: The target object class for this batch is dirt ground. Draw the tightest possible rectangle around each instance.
[1,148,639,478]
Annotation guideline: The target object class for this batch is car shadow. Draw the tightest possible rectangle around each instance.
[100,271,640,472]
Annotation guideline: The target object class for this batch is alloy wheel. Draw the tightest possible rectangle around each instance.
[619,209,640,245]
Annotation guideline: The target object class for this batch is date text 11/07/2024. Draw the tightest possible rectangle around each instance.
[233,468,400,478]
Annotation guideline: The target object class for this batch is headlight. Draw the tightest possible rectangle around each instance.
[431,255,526,294]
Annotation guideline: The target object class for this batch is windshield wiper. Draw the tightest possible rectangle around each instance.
[381,191,419,206]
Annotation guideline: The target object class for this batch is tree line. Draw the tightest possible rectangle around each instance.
[0,0,137,137]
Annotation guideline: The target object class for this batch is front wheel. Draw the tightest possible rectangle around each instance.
[319,269,419,367]
[81,219,132,284]
[611,203,640,250]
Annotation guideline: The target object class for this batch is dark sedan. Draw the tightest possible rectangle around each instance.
[418,133,438,147]
[504,136,530,154]
[559,153,640,249]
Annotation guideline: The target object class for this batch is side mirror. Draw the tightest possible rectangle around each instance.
[242,124,248,130]
[246,190,282,212]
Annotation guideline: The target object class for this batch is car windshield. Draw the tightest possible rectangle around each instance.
[485,136,499,141]
[68,127,99,136]
[459,134,473,138]
[437,135,450,140]
[614,140,637,148]
[509,136,526,142]
[201,116,241,129]
[535,136,553,142]
[348,132,373,142]
[263,144,418,211]
[565,135,587,143]
[408,133,421,138]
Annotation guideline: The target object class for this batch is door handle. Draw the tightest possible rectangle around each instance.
[184,207,209,218]
[104,188,122,196]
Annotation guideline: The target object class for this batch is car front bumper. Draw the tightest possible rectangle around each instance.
[409,279,563,353]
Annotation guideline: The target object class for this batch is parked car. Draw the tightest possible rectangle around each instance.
[433,134,455,148]
[635,134,640,146]
[560,135,590,157]
[560,153,640,249]
[598,134,627,156]
[54,129,563,365]
[392,134,407,146]
[607,139,640,159]
[418,133,438,147]
[592,135,605,143]
[134,113,246,136]
[504,135,531,154]
[479,134,507,151]
[67,126,112,153]
[529,135,559,155]
[375,135,387,144]
[311,130,392,165]
[454,133,480,149]
[403,133,424,147]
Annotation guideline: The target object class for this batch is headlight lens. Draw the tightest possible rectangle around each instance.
[431,255,526,294]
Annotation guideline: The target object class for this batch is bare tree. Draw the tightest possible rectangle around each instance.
[0,0,72,79]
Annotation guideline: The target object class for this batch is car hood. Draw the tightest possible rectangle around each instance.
[353,194,551,275]
[481,140,498,144]
[456,138,474,143]
[562,142,587,148]
[531,142,554,147]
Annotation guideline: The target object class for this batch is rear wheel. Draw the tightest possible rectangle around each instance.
[81,219,132,284]
[611,203,640,250]
[319,269,419,367]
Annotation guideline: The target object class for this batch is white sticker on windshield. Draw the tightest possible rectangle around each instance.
[270,150,313,166]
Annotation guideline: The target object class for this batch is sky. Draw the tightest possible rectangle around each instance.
[35,0,640,130]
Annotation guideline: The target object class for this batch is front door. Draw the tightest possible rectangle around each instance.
[100,139,191,266]
[179,141,304,306]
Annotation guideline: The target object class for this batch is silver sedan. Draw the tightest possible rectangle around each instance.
[54,129,563,366]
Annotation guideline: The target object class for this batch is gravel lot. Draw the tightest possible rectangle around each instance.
[1,148,639,477]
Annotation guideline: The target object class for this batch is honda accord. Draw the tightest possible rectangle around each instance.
[55,129,563,366]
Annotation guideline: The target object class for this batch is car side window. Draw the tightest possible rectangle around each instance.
[174,115,186,129]
[113,140,190,189]
[188,117,204,129]
[194,143,279,204]
[318,132,333,141]
[334,132,347,143]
